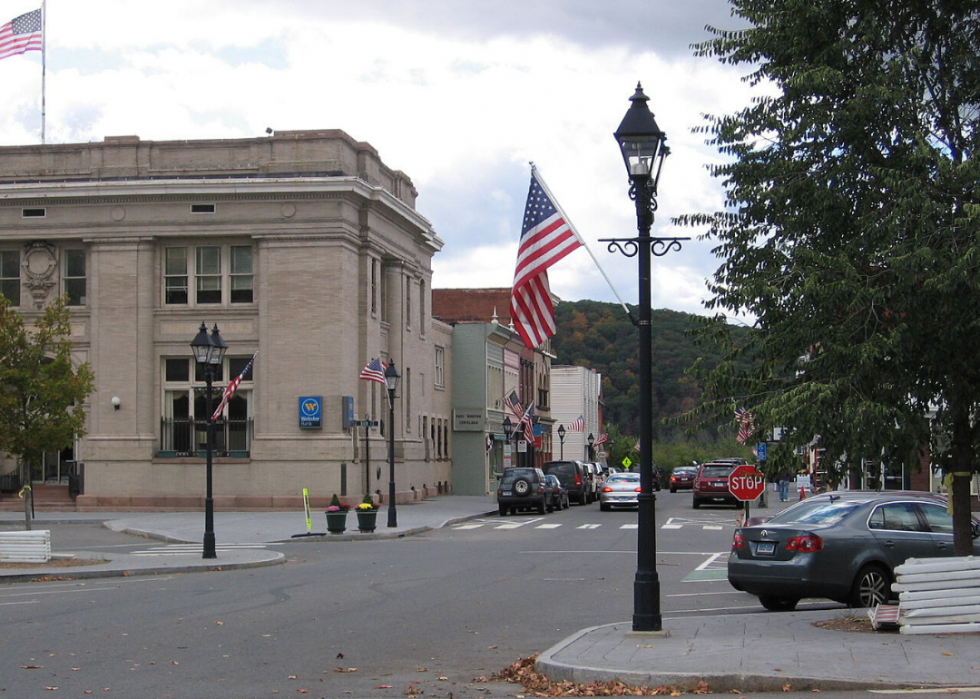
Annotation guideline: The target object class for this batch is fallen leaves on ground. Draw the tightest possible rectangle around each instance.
[492,655,689,696]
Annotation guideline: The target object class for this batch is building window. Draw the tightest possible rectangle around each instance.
[419,279,426,335]
[371,259,378,316]
[0,250,20,305]
[63,249,87,306]
[434,346,445,388]
[160,356,253,456]
[165,244,254,307]
[405,276,412,329]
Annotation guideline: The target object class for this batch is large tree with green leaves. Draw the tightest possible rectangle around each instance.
[0,295,94,529]
[683,0,980,552]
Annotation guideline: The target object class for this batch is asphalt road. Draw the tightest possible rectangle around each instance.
[0,492,849,698]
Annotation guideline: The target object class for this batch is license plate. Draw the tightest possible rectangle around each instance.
[502,491,512,496]
[756,542,775,555]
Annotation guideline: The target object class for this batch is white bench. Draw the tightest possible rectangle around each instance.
[0,530,52,563]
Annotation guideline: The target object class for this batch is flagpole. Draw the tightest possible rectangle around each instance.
[41,0,46,144]
[530,162,636,323]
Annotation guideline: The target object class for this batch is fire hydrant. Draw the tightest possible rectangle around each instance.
[799,485,806,500]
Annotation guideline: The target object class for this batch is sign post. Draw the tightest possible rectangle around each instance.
[729,464,766,522]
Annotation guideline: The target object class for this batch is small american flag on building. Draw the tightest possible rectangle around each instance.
[503,389,523,418]
[211,352,257,422]
[510,168,584,349]
[517,403,535,443]
[0,9,42,62]
[594,433,608,446]
[568,415,585,432]
[359,358,387,385]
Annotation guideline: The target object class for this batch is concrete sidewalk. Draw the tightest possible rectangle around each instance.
[3,495,979,692]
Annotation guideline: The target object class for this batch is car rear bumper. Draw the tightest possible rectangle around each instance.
[727,554,850,601]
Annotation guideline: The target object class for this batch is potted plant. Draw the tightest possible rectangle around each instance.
[355,493,379,532]
[325,494,351,534]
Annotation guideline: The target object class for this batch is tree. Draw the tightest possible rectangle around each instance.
[682,0,980,553]
[0,295,94,529]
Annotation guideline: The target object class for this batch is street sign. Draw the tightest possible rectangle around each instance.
[621,456,633,469]
[757,442,768,461]
[729,465,766,501]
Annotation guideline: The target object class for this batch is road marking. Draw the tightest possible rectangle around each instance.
[662,524,683,529]
[536,523,562,529]
[577,524,601,529]
[869,689,980,695]
[495,523,524,530]
[132,543,274,556]
[453,524,483,530]
[620,524,638,529]
[703,525,724,531]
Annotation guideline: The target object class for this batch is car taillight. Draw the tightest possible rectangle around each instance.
[575,474,582,486]
[732,533,746,549]
[634,487,642,492]
[602,486,613,493]
[786,535,822,552]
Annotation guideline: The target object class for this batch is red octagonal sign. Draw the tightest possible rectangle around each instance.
[728,465,766,501]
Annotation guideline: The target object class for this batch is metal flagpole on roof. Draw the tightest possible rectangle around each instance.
[530,162,637,324]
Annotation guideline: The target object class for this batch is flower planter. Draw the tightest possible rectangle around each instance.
[355,508,378,532]
[325,510,349,534]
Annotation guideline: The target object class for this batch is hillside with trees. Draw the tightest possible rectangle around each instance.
[551,299,754,468]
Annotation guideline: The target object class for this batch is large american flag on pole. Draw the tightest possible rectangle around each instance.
[359,357,387,385]
[510,167,584,349]
[735,407,755,444]
[211,352,257,422]
[0,9,42,62]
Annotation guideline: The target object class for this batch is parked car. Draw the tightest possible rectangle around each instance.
[598,472,642,511]
[693,461,743,509]
[542,460,591,506]
[583,462,600,502]
[497,467,549,516]
[669,466,697,493]
[728,490,980,611]
[544,474,570,511]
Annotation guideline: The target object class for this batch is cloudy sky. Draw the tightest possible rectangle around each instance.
[3,0,754,317]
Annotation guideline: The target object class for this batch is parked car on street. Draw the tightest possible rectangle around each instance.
[544,474,569,511]
[542,460,591,506]
[728,490,980,611]
[669,466,697,493]
[598,472,642,511]
[693,461,743,509]
[497,467,549,516]
[583,462,600,503]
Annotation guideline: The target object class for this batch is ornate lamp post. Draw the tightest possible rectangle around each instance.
[557,424,566,460]
[502,416,514,468]
[602,83,687,633]
[587,433,596,461]
[190,322,228,560]
[384,360,401,528]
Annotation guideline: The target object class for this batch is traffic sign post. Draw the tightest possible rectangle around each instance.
[729,464,766,523]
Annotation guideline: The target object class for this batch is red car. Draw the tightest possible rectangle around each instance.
[669,466,697,493]
[693,461,744,509]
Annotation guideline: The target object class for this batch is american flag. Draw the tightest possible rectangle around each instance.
[510,169,584,349]
[568,415,585,432]
[594,433,608,446]
[359,358,387,385]
[0,9,42,62]
[211,352,257,422]
[735,407,755,444]
[503,389,523,418]
[517,403,535,443]
[633,440,641,453]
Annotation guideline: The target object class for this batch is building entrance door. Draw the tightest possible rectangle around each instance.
[30,447,74,485]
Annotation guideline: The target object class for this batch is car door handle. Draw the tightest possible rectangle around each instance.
[935,541,949,550]
[882,540,896,548]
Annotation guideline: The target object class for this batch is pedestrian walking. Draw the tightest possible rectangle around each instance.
[778,472,791,502]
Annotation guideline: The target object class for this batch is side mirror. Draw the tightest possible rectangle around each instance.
[971,519,980,540]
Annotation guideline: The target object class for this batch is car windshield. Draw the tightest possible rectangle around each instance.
[768,499,863,526]
[608,474,639,483]
[700,466,731,478]
[543,463,575,478]
[501,468,536,484]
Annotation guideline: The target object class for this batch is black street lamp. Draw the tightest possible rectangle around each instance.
[602,83,687,633]
[502,416,514,467]
[587,433,596,461]
[384,360,401,528]
[557,424,566,460]
[190,322,228,560]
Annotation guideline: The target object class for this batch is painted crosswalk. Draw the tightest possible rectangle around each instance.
[451,519,731,532]
[131,543,279,556]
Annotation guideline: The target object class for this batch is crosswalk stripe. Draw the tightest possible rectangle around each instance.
[536,524,562,529]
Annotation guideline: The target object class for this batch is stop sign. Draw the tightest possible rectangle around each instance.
[728,465,766,501]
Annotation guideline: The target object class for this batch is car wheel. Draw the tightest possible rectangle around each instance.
[537,500,547,515]
[692,498,701,509]
[578,492,587,506]
[512,478,531,496]
[600,503,611,512]
[498,505,508,516]
[759,595,799,612]
[670,487,677,493]
[851,564,891,607]
[562,495,570,509]
[546,498,554,513]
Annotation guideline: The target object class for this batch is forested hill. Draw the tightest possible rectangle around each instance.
[551,300,750,437]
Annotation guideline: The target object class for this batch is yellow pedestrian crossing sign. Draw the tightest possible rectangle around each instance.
[621,456,633,469]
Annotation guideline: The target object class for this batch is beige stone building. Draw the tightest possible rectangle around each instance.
[0,130,454,509]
